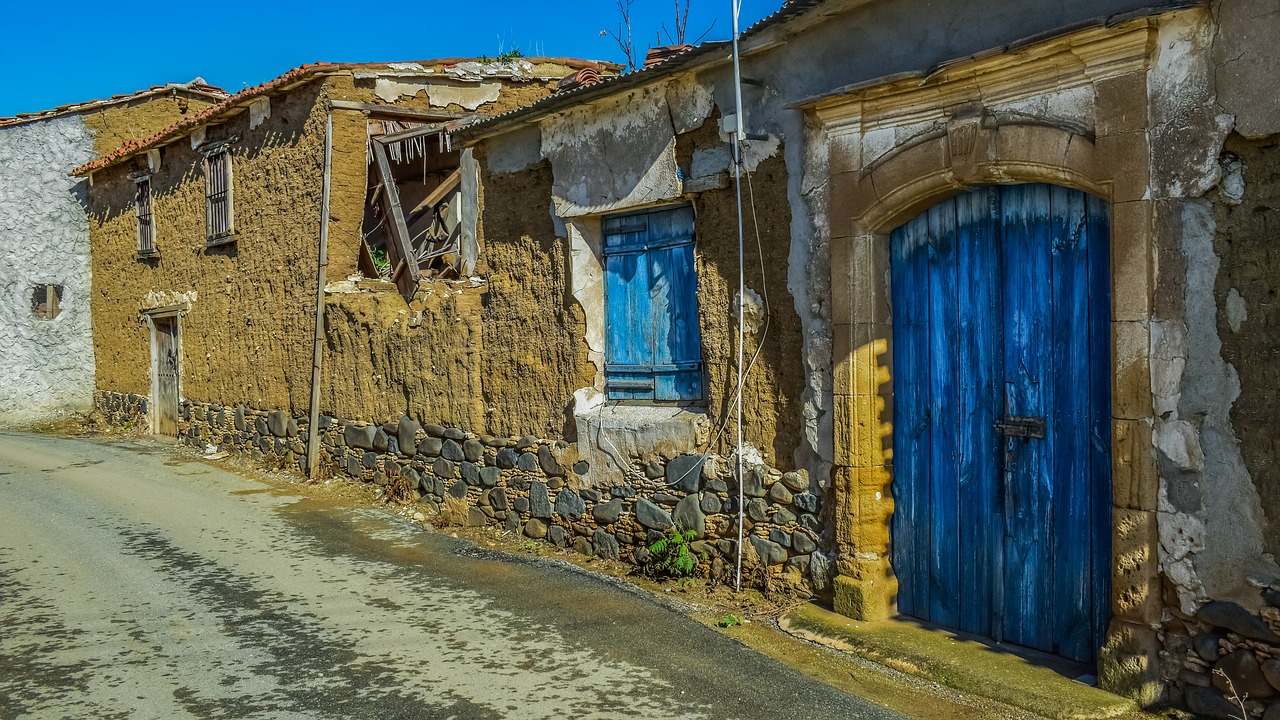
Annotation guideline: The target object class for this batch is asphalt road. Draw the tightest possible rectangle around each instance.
[0,431,905,720]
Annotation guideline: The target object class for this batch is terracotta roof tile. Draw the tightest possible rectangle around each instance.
[0,80,228,129]
[72,57,621,177]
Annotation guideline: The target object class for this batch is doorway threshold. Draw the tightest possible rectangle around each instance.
[779,602,1144,720]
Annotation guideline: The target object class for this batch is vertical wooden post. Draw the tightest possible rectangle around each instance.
[306,112,333,480]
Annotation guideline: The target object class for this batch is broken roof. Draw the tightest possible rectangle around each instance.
[72,57,620,177]
[450,0,830,145]
[0,80,229,130]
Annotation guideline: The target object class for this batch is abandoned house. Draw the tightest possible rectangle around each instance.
[0,80,227,426]
[73,0,1280,714]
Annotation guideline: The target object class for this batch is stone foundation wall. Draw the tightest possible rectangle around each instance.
[97,390,836,595]
[1161,592,1280,719]
[96,390,148,429]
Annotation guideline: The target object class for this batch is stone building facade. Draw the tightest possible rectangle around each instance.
[0,82,225,426]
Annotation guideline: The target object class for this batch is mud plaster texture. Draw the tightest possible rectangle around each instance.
[1210,134,1280,559]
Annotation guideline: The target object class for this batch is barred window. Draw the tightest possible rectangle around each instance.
[135,177,155,257]
[204,148,233,244]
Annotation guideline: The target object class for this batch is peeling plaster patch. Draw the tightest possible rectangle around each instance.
[1155,419,1204,471]
[733,287,766,335]
[665,78,715,134]
[141,290,197,311]
[248,97,270,130]
[189,126,205,150]
[483,124,542,175]
[1225,288,1248,332]
[740,134,781,172]
[542,84,682,217]
[1219,153,1246,205]
[459,148,479,275]
[373,78,502,110]
[146,149,161,173]
[1147,12,1234,199]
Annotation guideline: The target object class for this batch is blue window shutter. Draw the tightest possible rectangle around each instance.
[603,205,702,401]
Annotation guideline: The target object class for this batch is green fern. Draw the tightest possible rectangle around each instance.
[644,526,699,578]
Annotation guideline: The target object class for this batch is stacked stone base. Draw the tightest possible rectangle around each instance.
[1161,592,1280,719]
[97,391,835,595]
[96,390,148,428]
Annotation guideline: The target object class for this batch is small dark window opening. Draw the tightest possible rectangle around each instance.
[136,178,155,257]
[31,284,63,320]
[204,149,233,244]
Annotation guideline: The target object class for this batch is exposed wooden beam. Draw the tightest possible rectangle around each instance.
[369,139,421,300]
[329,100,473,122]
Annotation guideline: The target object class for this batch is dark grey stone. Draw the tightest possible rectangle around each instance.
[593,529,621,560]
[517,452,540,473]
[635,498,673,531]
[255,418,269,437]
[397,416,419,456]
[706,478,728,493]
[267,410,286,437]
[781,471,808,493]
[372,471,387,486]
[523,518,547,539]
[548,524,569,547]
[504,512,521,535]
[448,480,468,500]
[666,454,704,493]
[381,421,398,436]
[344,454,361,477]
[792,531,817,555]
[465,508,487,527]
[460,462,481,486]
[234,405,247,432]
[479,466,501,487]
[1264,587,1280,608]
[800,513,821,534]
[794,492,820,513]
[513,497,530,514]
[319,415,333,430]
[441,439,465,462]
[653,493,680,506]
[1213,649,1275,699]
[580,488,600,502]
[419,437,443,457]
[769,528,792,548]
[746,498,769,522]
[385,436,400,455]
[481,435,507,448]
[529,482,552,519]
[611,485,636,498]
[443,428,465,441]
[362,451,379,470]
[538,445,565,476]
[274,438,287,455]
[423,423,446,438]
[1265,701,1280,720]
[749,536,787,565]
[496,448,519,469]
[742,465,767,497]
[1197,601,1280,643]
[644,461,664,479]
[1194,632,1224,662]
[463,439,484,463]
[345,424,376,450]
[700,493,723,514]
[572,460,589,475]
[287,417,299,438]
[593,498,623,525]
[433,457,456,479]
[433,477,448,498]
[645,530,665,546]
[554,489,585,519]
[769,483,793,504]
[1264,658,1280,692]
[515,435,538,450]
[672,494,706,537]
[372,428,390,453]
[489,488,508,511]
[383,457,401,476]
[1185,686,1244,720]
[774,508,797,525]
[572,537,593,556]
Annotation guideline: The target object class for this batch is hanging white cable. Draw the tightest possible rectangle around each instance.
[730,0,746,594]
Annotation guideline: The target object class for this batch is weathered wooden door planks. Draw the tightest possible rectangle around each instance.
[890,183,1111,664]
[153,316,180,438]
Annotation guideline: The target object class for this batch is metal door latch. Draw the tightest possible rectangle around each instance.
[995,415,1046,439]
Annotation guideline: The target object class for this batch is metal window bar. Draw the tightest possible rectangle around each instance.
[205,151,231,241]
[136,179,154,254]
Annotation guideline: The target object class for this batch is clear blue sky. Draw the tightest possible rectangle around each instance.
[0,0,781,117]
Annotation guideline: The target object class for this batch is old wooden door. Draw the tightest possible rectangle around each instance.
[152,316,180,437]
[889,184,1111,663]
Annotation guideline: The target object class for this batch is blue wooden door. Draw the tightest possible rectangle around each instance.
[603,205,703,401]
[890,184,1110,664]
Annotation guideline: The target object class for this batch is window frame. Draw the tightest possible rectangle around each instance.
[601,203,704,404]
[134,175,157,258]
[202,144,234,246]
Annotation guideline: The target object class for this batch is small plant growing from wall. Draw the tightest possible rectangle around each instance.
[643,526,699,579]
